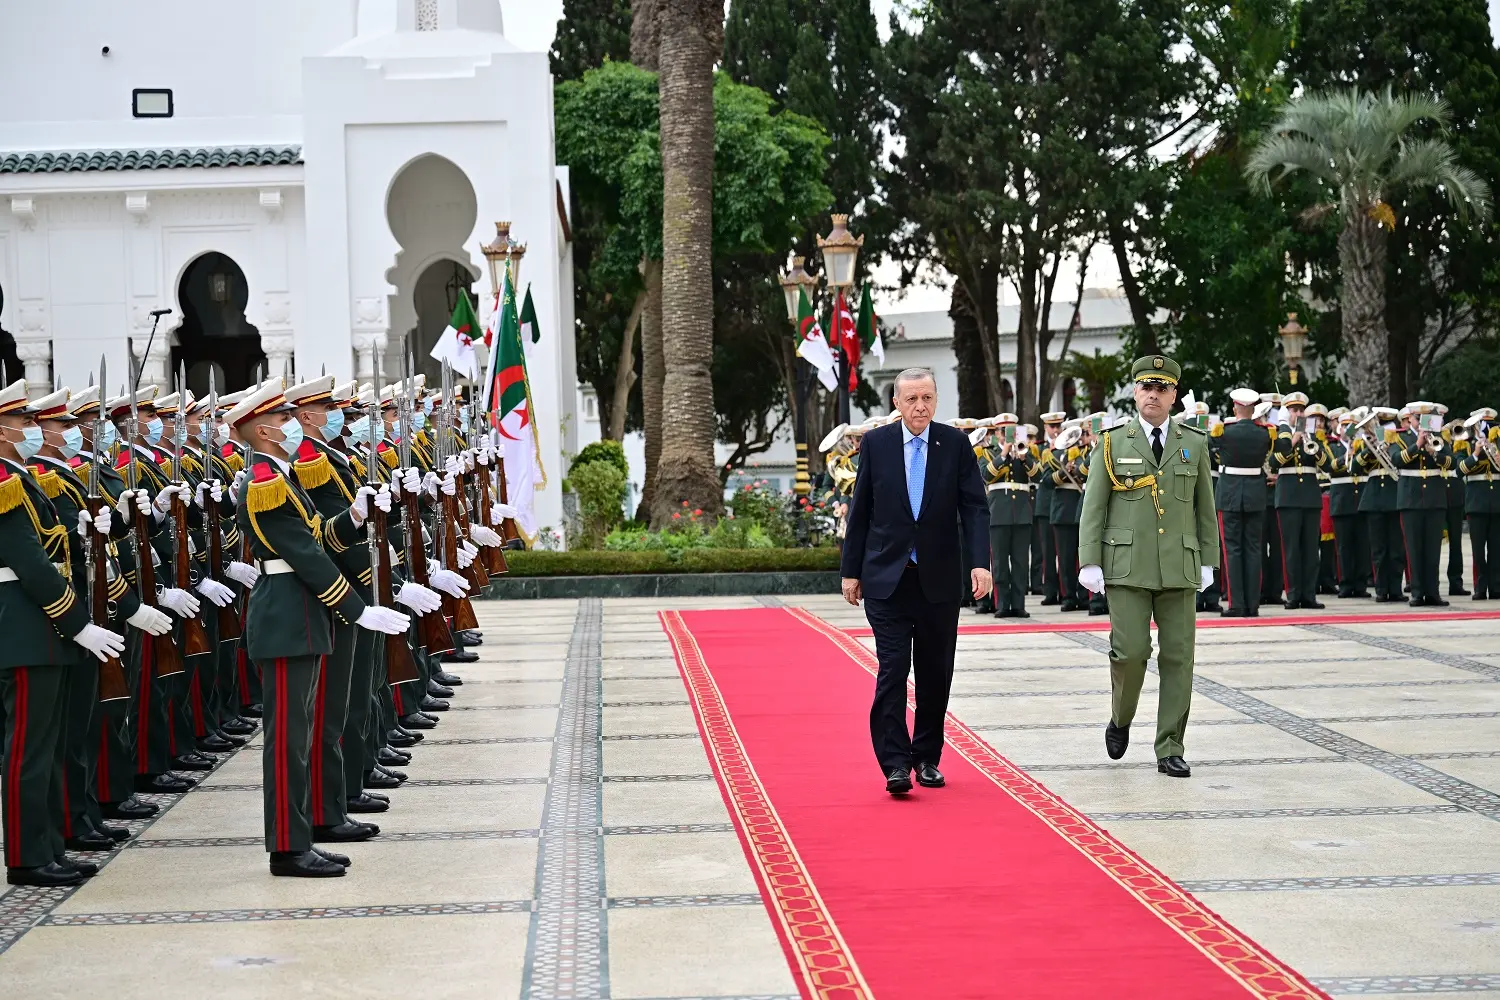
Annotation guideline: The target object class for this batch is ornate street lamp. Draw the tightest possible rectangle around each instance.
[779,256,820,497]
[1278,312,1308,385]
[817,214,864,426]
[481,221,527,294]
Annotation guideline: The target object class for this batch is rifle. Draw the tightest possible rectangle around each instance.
[395,342,459,653]
[368,349,420,684]
[468,395,509,573]
[87,353,129,704]
[170,362,211,658]
[125,337,184,678]
[406,345,477,632]
[440,360,490,590]
[490,424,523,548]
[203,369,241,642]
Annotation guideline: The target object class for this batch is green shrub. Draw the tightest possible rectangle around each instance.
[569,459,627,549]
[572,439,630,481]
[504,548,842,576]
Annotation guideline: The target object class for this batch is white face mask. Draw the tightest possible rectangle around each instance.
[215,422,231,446]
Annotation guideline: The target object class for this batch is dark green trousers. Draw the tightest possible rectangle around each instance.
[59,659,98,840]
[344,627,381,795]
[2,664,67,868]
[1106,587,1196,758]
[1276,508,1321,605]
[129,632,173,776]
[988,523,1030,613]
[1469,513,1500,596]
[313,627,357,828]
[1332,514,1370,595]
[1401,509,1445,602]
[1219,509,1263,615]
[1366,511,1405,599]
[1260,508,1284,602]
[1447,504,1466,591]
[1031,514,1055,598]
[1053,524,1084,606]
[258,654,321,853]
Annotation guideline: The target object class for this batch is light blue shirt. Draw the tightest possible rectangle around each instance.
[901,422,930,511]
[902,422,929,562]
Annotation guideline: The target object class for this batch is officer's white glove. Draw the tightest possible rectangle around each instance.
[429,567,470,598]
[470,524,502,547]
[78,508,113,537]
[440,472,458,497]
[350,485,376,524]
[492,502,517,522]
[373,485,393,513]
[194,481,210,509]
[116,489,151,521]
[72,623,126,662]
[196,577,235,607]
[158,587,201,618]
[476,447,491,466]
[395,581,441,615]
[194,480,223,508]
[422,471,440,498]
[400,467,422,498]
[1199,565,1215,592]
[225,560,260,588]
[445,455,463,478]
[1079,564,1105,594]
[356,605,411,635]
[455,541,476,569]
[126,604,173,636]
[463,450,476,472]
[153,483,189,515]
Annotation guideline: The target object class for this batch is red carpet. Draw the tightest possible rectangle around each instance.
[661,607,1326,1000]
[842,607,1500,638]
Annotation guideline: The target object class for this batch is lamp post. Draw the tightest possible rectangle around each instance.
[817,214,864,426]
[1278,312,1308,386]
[481,221,526,295]
[779,256,820,497]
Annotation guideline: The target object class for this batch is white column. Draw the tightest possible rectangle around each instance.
[259,292,295,380]
[13,321,52,397]
[352,297,390,384]
[130,331,172,390]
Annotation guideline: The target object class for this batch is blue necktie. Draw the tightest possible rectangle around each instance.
[908,435,926,562]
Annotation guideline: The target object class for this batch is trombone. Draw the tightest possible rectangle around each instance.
[1352,412,1399,477]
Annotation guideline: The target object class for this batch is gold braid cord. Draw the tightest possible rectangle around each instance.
[1101,432,1163,520]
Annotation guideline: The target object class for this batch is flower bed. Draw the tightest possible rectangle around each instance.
[504,548,841,577]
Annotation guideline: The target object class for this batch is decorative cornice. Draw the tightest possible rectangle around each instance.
[0,146,303,175]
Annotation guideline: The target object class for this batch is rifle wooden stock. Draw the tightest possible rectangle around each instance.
[448,483,490,590]
[172,495,211,657]
[434,491,480,632]
[205,492,242,641]
[493,455,523,547]
[401,490,458,654]
[87,496,128,703]
[474,465,509,574]
[133,513,184,678]
[371,507,420,684]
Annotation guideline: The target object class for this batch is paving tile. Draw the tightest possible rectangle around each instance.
[974,717,1334,766]
[603,779,734,828]
[603,702,701,737]
[1426,756,1500,795]
[603,737,714,777]
[604,831,759,898]
[1323,716,1500,755]
[607,906,798,999]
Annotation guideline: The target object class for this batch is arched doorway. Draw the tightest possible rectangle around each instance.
[410,258,478,385]
[0,283,21,385]
[172,253,264,394]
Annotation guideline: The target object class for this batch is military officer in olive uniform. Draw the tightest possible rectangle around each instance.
[979,413,1042,617]
[1270,392,1330,609]
[1078,356,1218,779]
[1326,409,1371,598]
[1033,412,1066,600]
[227,380,411,877]
[1394,402,1453,606]
[1459,409,1500,599]
[1212,388,1271,617]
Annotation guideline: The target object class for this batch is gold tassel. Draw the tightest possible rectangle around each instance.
[293,454,334,491]
[32,470,63,499]
[0,474,24,514]
[379,448,398,470]
[246,474,289,513]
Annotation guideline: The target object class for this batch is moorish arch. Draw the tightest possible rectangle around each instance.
[172,252,265,394]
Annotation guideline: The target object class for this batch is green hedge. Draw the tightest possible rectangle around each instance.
[504,548,841,577]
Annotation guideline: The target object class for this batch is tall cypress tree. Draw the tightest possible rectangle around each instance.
[551,0,632,81]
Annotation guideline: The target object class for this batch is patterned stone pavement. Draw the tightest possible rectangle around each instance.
[1,593,1497,998]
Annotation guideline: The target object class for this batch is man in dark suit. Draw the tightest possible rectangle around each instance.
[840,368,991,795]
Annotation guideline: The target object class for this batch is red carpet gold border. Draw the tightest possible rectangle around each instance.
[660,610,872,1000]
[788,606,1330,1000]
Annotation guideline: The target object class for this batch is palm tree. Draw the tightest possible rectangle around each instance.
[651,0,725,525]
[1062,348,1128,414]
[1245,87,1491,405]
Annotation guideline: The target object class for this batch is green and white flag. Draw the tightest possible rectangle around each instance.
[480,274,545,540]
[430,288,481,380]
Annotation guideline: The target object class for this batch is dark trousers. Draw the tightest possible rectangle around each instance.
[259,654,321,853]
[989,523,1030,613]
[1219,509,1263,615]
[1333,514,1370,595]
[1032,515,1055,598]
[864,566,959,773]
[59,659,98,840]
[2,664,66,868]
[1260,507,1284,602]
[1277,508,1320,605]
[1367,511,1405,599]
[1053,523,1083,606]
[345,627,381,795]
[312,626,357,828]
[1470,513,1500,596]
[1401,509,1445,602]
[1447,504,1466,591]
[130,632,173,776]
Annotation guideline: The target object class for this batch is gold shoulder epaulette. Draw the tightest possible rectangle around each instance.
[246,470,290,513]
[31,469,63,499]
[0,472,25,514]
[351,456,367,478]
[293,453,334,491]
[1209,422,1224,437]
[379,448,398,470]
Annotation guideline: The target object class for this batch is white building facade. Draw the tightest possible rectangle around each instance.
[0,0,575,532]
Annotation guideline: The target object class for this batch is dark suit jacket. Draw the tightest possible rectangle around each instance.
[840,420,990,603]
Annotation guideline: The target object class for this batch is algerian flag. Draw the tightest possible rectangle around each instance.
[519,285,541,358]
[856,285,884,366]
[795,286,838,392]
[431,288,481,380]
[480,270,544,541]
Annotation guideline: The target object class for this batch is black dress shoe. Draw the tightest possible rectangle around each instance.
[1409,598,1425,607]
[65,832,116,852]
[363,790,389,802]
[1375,594,1395,603]
[1059,600,1083,612]
[222,718,256,736]
[885,767,912,794]
[1105,721,1130,760]
[1452,586,1471,596]
[314,847,352,867]
[134,773,194,793]
[1246,609,1260,617]
[972,602,996,615]
[1303,600,1325,610]
[1352,591,1371,598]
[432,671,464,686]
[386,729,419,747]
[242,703,264,718]
[1475,591,1489,601]
[1337,589,1355,598]
[57,857,99,876]
[419,696,449,712]
[364,769,402,790]
[427,683,455,699]
[171,754,214,772]
[376,748,410,767]
[442,650,480,664]
[217,730,251,746]
[1011,609,1031,619]
[399,713,437,730]
[456,629,484,644]
[1220,608,1244,618]
[101,796,158,819]
[346,793,390,814]
[1157,755,1191,778]
[915,762,945,787]
[101,824,131,843]
[1040,598,1060,606]
[313,821,378,843]
[374,764,407,782]
[1283,600,1301,610]
[198,734,236,753]
[1199,602,1223,613]
[7,862,86,887]
[269,850,345,878]
[1426,597,1450,607]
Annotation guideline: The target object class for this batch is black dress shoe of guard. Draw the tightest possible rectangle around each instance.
[973,601,995,615]
[1337,589,1355,598]
[1199,603,1223,613]
[217,729,251,746]
[1220,608,1244,618]
[1012,609,1031,619]
[269,850,346,878]
[456,629,484,644]
[346,793,390,814]
[1246,609,1261,617]
[1452,586,1471,596]
[314,847,351,867]
[442,650,480,664]
[885,768,913,794]
[313,821,378,843]
[57,857,99,876]
[198,734,236,753]
[433,670,464,686]
[363,790,389,802]
[1352,591,1371,598]
[101,797,158,819]
[399,713,437,730]
[65,832,116,852]
[1283,600,1301,610]
[1059,600,1084,612]
[1375,595,1395,603]
[1409,598,1425,607]
[101,824,131,843]
[419,696,449,712]
[135,773,194,793]
[222,718,256,735]
[242,703,264,718]
[363,769,402,790]
[7,862,86,887]
[171,754,214,772]
[1475,591,1489,601]
[1303,600,1325,610]
[373,764,407,782]
[376,748,410,767]
[1040,598,1060,606]
[417,711,440,723]
[1105,721,1130,760]
[1426,597,1451,607]
[1157,756,1191,778]
[386,729,419,747]
[915,762,945,787]
[428,683,455,699]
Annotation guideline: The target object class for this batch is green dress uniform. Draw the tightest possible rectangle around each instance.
[0,456,92,873]
[1325,439,1371,597]
[1078,357,1218,768]
[1032,438,1059,601]
[1211,418,1271,616]
[1444,433,1469,595]
[980,437,1041,615]
[1271,426,1331,608]
[1049,442,1088,611]
[1353,433,1404,601]
[1392,426,1452,605]
[1458,432,1500,598]
[238,449,368,855]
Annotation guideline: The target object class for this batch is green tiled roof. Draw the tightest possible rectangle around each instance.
[0,145,303,174]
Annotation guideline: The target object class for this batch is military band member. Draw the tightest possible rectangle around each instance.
[1271,393,1329,609]
[1049,419,1089,612]
[1443,418,1470,596]
[1213,389,1271,617]
[978,413,1040,617]
[1183,400,1222,613]
[1353,407,1405,601]
[1259,392,1286,606]
[1078,356,1218,779]
[1326,409,1371,598]
[1394,402,1453,606]
[1458,408,1500,599]
[1033,411,1066,601]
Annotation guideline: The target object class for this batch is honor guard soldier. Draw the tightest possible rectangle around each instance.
[226,380,412,877]
[1394,402,1453,606]
[1442,416,1470,596]
[978,413,1041,617]
[1033,411,1066,601]
[1271,392,1329,609]
[1078,356,1218,779]
[0,379,130,886]
[1327,408,1371,598]
[1213,388,1271,617]
[1458,409,1500,599]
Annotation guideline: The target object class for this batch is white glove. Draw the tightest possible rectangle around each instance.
[470,524,502,547]
[422,472,440,498]
[225,560,260,588]
[194,481,210,509]
[153,483,188,514]
[351,485,376,524]
[1079,564,1105,594]
[196,577,235,607]
[1199,565,1215,592]
[193,480,223,508]
[72,623,126,662]
[429,567,470,598]
[373,485,392,513]
[492,502,517,522]
[440,472,457,497]
[356,605,411,635]
[231,469,248,503]
[115,489,151,520]
[76,509,98,537]
[463,451,476,472]
[445,455,463,477]
[395,467,421,498]
[395,581,441,615]
[91,507,112,535]
[126,604,173,636]
[455,542,475,569]
[158,586,201,618]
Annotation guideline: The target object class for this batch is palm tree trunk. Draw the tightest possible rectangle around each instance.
[1339,213,1391,405]
[607,286,645,442]
[651,0,724,526]
[635,260,663,520]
